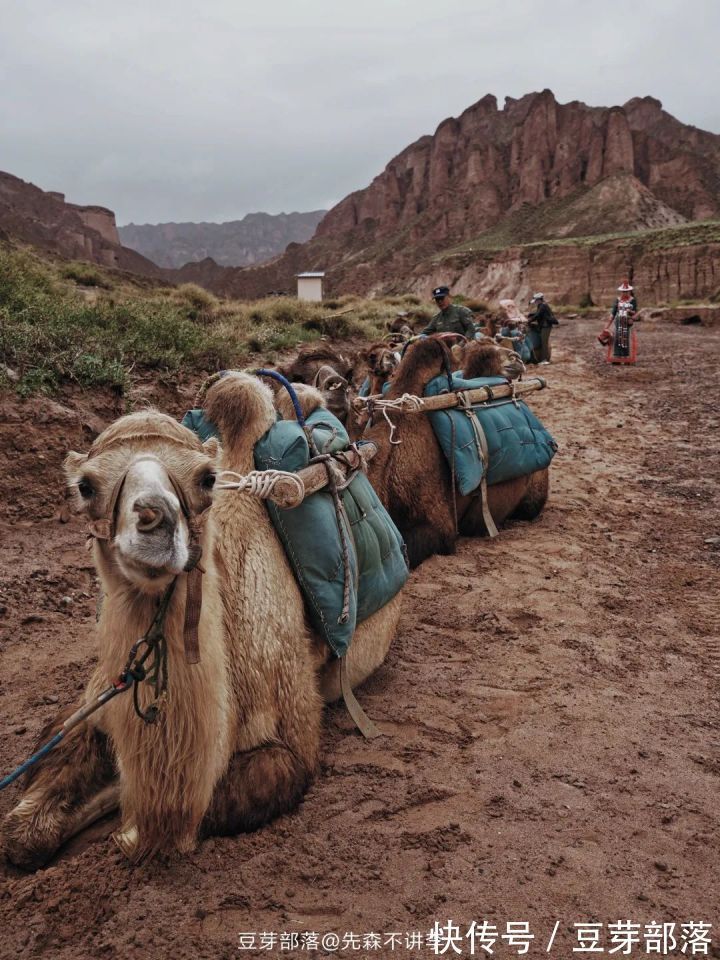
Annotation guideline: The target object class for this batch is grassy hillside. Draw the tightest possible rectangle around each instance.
[0,244,425,396]
[440,217,720,259]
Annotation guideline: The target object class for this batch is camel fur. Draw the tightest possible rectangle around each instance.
[3,375,401,870]
[364,338,549,568]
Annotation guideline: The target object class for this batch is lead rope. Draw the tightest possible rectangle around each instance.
[0,578,179,791]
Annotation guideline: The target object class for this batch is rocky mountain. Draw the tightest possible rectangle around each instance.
[187,90,720,303]
[119,210,326,269]
[0,171,161,277]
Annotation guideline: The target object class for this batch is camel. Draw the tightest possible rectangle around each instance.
[2,374,402,870]
[364,338,549,568]
[276,343,355,424]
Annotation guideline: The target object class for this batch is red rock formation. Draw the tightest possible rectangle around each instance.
[198,90,720,302]
[412,228,720,307]
[0,172,160,276]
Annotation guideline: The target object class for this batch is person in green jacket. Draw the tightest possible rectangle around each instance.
[422,285,476,339]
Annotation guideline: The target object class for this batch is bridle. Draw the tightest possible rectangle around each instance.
[86,453,211,666]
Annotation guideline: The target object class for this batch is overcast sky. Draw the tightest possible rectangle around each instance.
[2,0,718,225]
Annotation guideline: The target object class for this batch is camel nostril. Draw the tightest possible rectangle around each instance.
[135,506,163,532]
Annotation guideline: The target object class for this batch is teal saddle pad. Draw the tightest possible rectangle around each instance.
[182,407,409,657]
[423,373,557,497]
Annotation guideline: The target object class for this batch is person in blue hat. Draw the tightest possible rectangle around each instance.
[421,285,476,339]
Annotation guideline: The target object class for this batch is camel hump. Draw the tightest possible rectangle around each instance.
[461,341,505,379]
[204,372,277,453]
[275,384,325,421]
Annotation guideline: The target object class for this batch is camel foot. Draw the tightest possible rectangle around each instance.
[67,784,120,839]
[202,743,313,838]
[3,783,121,871]
[3,794,70,871]
[113,824,140,861]
[511,469,549,521]
[112,822,197,862]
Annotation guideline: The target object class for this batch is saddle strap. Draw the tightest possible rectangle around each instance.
[458,392,499,538]
[340,657,382,740]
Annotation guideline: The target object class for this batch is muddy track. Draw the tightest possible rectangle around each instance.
[0,318,718,959]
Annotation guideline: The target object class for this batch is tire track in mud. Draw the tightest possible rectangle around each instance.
[0,317,719,959]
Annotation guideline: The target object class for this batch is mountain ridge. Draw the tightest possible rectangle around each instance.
[118,209,326,269]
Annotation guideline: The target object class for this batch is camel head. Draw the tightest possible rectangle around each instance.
[277,345,354,425]
[277,343,354,386]
[361,342,400,383]
[64,412,220,593]
[389,336,455,398]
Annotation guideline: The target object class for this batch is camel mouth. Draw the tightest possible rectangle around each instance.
[114,525,190,588]
[114,550,186,590]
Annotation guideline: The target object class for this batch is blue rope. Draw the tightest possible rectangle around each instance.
[253,369,305,427]
[0,677,135,792]
[0,732,64,791]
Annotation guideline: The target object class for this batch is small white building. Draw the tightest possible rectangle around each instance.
[296,272,325,302]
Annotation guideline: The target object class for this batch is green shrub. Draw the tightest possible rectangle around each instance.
[175,282,218,312]
[61,262,112,288]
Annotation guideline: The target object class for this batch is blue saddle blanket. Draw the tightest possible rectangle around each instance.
[423,373,557,496]
[182,407,408,657]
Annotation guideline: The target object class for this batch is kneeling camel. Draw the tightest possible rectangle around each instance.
[3,373,401,869]
[364,338,549,568]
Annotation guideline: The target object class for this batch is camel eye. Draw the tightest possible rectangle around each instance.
[78,478,95,499]
[200,472,216,491]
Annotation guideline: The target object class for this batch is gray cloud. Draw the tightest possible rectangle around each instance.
[1,0,718,224]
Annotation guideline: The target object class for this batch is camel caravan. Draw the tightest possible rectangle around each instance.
[1,292,557,871]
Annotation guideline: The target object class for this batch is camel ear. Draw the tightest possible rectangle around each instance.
[64,450,88,484]
[202,437,221,461]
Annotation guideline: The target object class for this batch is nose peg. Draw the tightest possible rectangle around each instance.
[133,500,165,532]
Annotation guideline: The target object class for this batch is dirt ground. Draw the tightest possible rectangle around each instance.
[0,317,718,959]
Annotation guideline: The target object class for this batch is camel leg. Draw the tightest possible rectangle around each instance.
[2,710,116,871]
[460,472,548,536]
[402,521,456,568]
[319,593,402,702]
[200,743,314,838]
[66,784,120,838]
[510,468,549,521]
